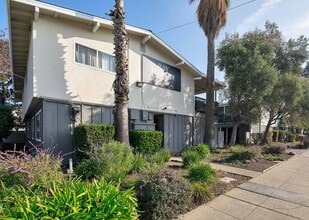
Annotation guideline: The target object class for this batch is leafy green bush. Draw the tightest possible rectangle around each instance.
[187,163,215,183]
[1,179,138,219]
[129,130,163,154]
[131,153,148,173]
[262,145,285,155]
[265,155,283,161]
[73,124,114,153]
[227,146,261,162]
[150,148,171,165]
[182,150,202,168]
[0,105,14,139]
[136,169,192,220]
[190,182,213,205]
[183,144,210,158]
[272,130,279,142]
[278,130,286,142]
[76,141,134,182]
[0,146,64,188]
[287,133,296,142]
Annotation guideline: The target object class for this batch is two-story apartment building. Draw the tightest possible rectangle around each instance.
[7,0,224,159]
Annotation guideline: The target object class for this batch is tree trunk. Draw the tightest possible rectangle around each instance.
[229,122,239,146]
[112,0,129,144]
[262,119,272,145]
[205,37,215,148]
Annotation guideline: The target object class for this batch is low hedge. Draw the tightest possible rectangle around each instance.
[287,133,296,142]
[73,124,115,152]
[129,130,163,154]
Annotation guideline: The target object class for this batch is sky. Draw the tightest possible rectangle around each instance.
[1,0,309,84]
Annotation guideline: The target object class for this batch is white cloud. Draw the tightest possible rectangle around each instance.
[236,0,283,34]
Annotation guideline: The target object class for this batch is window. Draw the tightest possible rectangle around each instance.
[98,51,115,72]
[31,117,35,140]
[75,44,97,67]
[75,43,115,72]
[35,111,41,141]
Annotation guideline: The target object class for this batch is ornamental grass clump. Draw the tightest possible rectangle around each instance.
[136,169,192,220]
[182,150,202,168]
[262,145,285,155]
[0,178,138,219]
[187,163,215,183]
[227,146,261,162]
[0,144,64,188]
[76,141,134,182]
[190,182,213,205]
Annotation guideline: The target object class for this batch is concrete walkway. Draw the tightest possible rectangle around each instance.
[177,149,309,220]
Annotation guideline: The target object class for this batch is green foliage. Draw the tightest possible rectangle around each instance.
[136,169,192,220]
[272,130,279,142]
[265,155,283,161]
[287,133,296,142]
[190,182,213,205]
[131,153,148,173]
[227,146,261,162]
[183,144,210,158]
[211,148,222,154]
[73,124,114,153]
[1,179,138,219]
[262,145,285,155]
[129,130,163,154]
[0,147,64,188]
[149,148,171,165]
[75,141,134,182]
[182,150,202,168]
[187,163,215,183]
[278,130,286,142]
[0,105,14,139]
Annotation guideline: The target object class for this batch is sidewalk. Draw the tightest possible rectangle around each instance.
[177,149,309,220]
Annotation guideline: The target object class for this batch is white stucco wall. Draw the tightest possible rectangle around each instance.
[30,14,195,116]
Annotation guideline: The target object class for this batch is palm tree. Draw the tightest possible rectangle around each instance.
[110,0,129,144]
[189,0,229,148]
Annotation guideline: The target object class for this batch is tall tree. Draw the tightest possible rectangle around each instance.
[217,31,276,145]
[189,0,229,148]
[110,0,129,144]
[261,74,303,143]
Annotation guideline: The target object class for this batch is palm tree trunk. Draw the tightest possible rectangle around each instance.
[205,37,215,148]
[112,0,129,144]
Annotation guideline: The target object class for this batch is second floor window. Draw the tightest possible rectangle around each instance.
[75,43,115,72]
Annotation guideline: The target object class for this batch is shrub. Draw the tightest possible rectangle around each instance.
[278,130,286,142]
[272,130,279,142]
[182,150,202,168]
[227,146,261,162]
[183,144,210,158]
[75,141,134,182]
[287,133,296,142]
[131,153,148,173]
[262,145,285,155]
[136,169,192,220]
[0,105,14,139]
[190,182,213,205]
[187,163,215,183]
[73,124,114,152]
[150,148,171,165]
[1,179,138,219]
[129,130,163,154]
[0,146,64,188]
[265,155,283,161]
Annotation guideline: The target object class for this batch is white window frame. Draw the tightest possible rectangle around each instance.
[35,110,41,141]
[74,42,115,74]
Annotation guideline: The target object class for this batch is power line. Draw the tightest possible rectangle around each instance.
[156,0,258,34]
